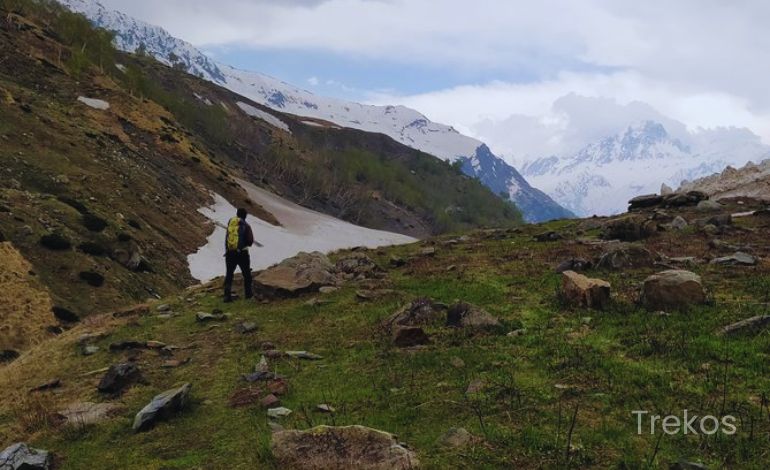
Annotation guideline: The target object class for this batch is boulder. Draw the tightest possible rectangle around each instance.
[660,184,674,196]
[393,326,430,347]
[0,443,51,470]
[336,253,380,277]
[640,270,706,310]
[670,216,688,230]
[534,231,562,242]
[595,243,655,270]
[710,252,758,266]
[446,302,500,329]
[561,271,611,310]
[385,298,445,330]
[696,199,723,212]
[719,315,770,337]
[132,383,191,432]
[555,258,591,273]
[98,363,141,395]
[255,252,337,295]
[601,215,657,241]
[271,425,418,470]
[628,194,663,211]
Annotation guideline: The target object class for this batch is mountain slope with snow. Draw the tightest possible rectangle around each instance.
[57,0,572,223]
[521,121,770,215]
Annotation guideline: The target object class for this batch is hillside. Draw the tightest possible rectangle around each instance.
[2,195,770,468]
[56,0,573,223]
[0,0,520,332]
[678,159,770,202]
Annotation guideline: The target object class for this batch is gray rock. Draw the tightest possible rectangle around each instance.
[640,270,706,310]
[446,302,501,329]
[561,271,611,310]
[660,184,673,196]
[81,345,100,356]
[196,312,227,322]
[132,383,191,432]
[98,363,141,395]
[628,194,663,210]
[719,315,770,337]
[271,425,418,470]
[284,351,323,360]
[0,443,51,470]
[436,427,474,448]
[670,216,688,230]
[596,243,655,270]
[267,407,293,419]
[57,402,123,427]
[710,252,757,266]
[696,199,723,212]
[254,251,337,295]
[555,258,591,273]
[234,321,258,334]
[393,326,430,347]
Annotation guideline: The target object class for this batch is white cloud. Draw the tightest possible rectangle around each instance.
[307,76,319,86]
[98,0,770,158]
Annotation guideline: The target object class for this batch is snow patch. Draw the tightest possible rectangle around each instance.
[236,102,291,133]
[77,96,110,110]
[187,179,416,282]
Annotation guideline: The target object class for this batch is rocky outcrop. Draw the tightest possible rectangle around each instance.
[132,383,191,432]
[596,243,655,270]
[561,271,611,309]
[271,425,418,469]
[445,302,500,329]
[710,252,757,266]
[601,215,657,241]
[640,270,706,310]
[0,443,51,470]
[255,252,338,295]
[384,298,445,330]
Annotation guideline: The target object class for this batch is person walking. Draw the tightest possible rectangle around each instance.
[223,208,255,302]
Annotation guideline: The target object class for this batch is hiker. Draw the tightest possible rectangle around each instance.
[224,208,255,302]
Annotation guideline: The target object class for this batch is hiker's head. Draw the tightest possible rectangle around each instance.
[236,208,247,219]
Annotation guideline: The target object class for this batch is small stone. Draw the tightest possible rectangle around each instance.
[316,404,335,413]
[156,304,171,312]
[420,246,436,256]
[507,328,526,337]
[710,252,758,266]
[235,321,258,334]
[0,443,51,470]
[161,358,190,368]
[261,394,281,408]
[256,356,269,373]
[97,363,141,395]
[132,383,191,432]
[145,341,166,349]
[319,286,339,294]
[196,312,227,322]
[264,349,284,359]
[81,345,100,356]
[436,427,474,448]
[57,402,123,426]
[267,379,289,396]
[449,357,465,368]
[267,407,293,419]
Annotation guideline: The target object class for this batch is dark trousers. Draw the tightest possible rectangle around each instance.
[224,250,253,300]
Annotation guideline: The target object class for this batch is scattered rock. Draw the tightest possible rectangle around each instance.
[319,286,339,295]
[285,351,322,360]
[384,298,445,331]
[436,427,474,448]
[229,386,263,408]
[670,216,688,230]
[243,371,283,382]
[97,363,141,395]
[393,326,430,347]
[507,328,526,337]
[261,394,281,408]
[389,257,406,267]
[446,302,501,329]
[317,404,336,413]
[596,243,655,270]
[708,239,739,252]
[534,231,562,242]
[156,304,171,313]
[0,442,51,470]
[234,321,258,334]
[271,425,418,470]
[640,270,706,310]
[132,383,191,432]
[555,258,591,273]
[81,345,100,356]
[336,253,381,277]
[255,356,269,373]
[628,194,663,211]
[267,407,293,419]
[561,271,611,310]
[601,215,657,241]
[710,252,757,266]
[57,402,123,426]
[669,461,708,470]
[196,312,227,322]
[420,246,437,256]
[161,358,190,368]
[719,315,770,337]
[696,199,723,212]
[268,379,289,396]
[254,251,337,295]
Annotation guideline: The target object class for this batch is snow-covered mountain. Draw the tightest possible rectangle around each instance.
[58,0,572,223]
[521,121,770,216]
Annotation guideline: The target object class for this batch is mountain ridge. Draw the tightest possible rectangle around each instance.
[57,0,573,223]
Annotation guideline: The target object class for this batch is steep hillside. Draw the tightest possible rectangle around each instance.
[0,0,519,329]
[522,121,770,216]
[57,0,573,223]
[2,197,770,468]
[678,159,770,201]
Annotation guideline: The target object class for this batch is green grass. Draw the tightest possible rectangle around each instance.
[5,220,767,469]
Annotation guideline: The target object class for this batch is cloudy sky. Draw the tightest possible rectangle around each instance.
[100,0,770,160]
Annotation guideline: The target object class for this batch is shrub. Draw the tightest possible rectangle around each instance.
[39,233,71,250]
[79,271,105,287]
[52,306,80,323]
[77,241,108,256]
[82,213,108,232]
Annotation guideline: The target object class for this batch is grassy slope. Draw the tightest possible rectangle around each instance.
[2,203,770,469]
